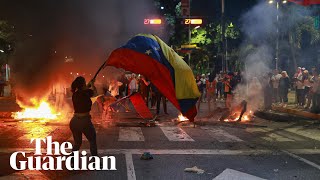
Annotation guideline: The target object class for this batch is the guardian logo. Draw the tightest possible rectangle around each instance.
[10,136,116,171]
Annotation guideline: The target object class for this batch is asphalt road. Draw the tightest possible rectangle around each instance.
[0,100,320,180]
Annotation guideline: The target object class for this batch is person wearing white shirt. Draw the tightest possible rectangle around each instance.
[271,69,282,103]
[295,73,305,107]
[128,74,138,95]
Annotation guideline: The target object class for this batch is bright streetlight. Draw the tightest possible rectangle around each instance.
[0,50,4,53]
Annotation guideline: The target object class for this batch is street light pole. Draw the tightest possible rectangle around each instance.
[221,0,225,72]
[269,0,286,70]
[276,1,279,70]
[188,0,191,66]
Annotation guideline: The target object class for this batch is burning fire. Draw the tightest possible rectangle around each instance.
[178,114,189,122]
[12,99,60,120]
[224,110,253,122]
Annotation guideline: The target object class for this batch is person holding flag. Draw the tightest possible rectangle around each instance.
[100,34,200,121]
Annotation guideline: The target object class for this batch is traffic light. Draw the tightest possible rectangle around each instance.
[184,19,203,25]
[144,19,162,25]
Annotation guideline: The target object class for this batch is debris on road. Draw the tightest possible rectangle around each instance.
[184,166,205,174]
[140,152,153,160]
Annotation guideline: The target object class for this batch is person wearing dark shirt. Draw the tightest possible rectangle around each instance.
[279,71,290,107]
[119,74,129,97]
[70,76,98,156]
[151,84,168,115]
[139,75,150,106]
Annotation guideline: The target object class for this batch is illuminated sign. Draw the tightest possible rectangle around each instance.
[144,19,162,25]
[184,19,203,25]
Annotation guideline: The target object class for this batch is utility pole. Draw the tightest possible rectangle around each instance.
[276,1,279,70]
[221,0,225,72]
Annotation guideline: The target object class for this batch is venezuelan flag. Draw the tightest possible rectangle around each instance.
[105,34,201,121]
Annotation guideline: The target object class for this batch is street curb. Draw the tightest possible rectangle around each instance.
[272,106,320,120]
[254,110,312,122]
[193,120,268,128]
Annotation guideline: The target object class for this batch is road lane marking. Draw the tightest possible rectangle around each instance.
[0,148,272,155]
[2,148,320,155]
[118,127,145,141]
[282,150,320,171]
[285,127,320,141]
[160,127,194,141]
[201,127,243,142]
[213,168,266,180]
[125,153,136,180]
[246,128,296,142]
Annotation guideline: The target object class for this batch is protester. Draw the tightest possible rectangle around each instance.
[200,74,207,102]
[271,69,281,103]
[69,76,98,156]
[138,75,150,106]
[304,70,314,109]
[206,73,217,112]
[216,72,224,100]
[150,84,168,115]
[118,74,129,97]
[294,69,305,107]
[196,75,203,110]
[224,74,233,108]
[128,73,138,95]
[311,69,320,113]
[278,71,290,107]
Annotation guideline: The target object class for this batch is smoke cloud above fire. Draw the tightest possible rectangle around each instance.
[236,0,317,110]
[0,0,162,101]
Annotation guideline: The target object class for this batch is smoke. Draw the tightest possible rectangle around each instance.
[1,0,162,102]
[235,0,316,111]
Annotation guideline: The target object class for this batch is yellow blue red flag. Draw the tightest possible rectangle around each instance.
[105,34,200,121]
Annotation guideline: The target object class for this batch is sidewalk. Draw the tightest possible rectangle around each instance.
[268,91,320,120]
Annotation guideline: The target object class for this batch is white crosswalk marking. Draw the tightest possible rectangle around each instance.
[201,127,243,142]
[119,127,145,141]
[246,128,295,142]
[160,127,194,141]
[286,127,320,141]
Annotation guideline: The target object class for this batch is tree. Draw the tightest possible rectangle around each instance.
[0,21,15,64]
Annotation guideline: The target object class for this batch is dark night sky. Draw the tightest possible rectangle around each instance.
[0,0,258,73]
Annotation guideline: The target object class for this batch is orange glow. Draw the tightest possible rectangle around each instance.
[223,110,253,122]
[144,19,162,25]
[12,99,60,120]
[184,19,203,25]
[178,114,189,122]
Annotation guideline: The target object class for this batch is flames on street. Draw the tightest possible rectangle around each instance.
[178,114,189,122]
[12,98,60,120]
[224,110,253,122]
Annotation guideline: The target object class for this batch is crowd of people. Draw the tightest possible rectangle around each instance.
[194,66,320,114]
[104,73,168,115]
